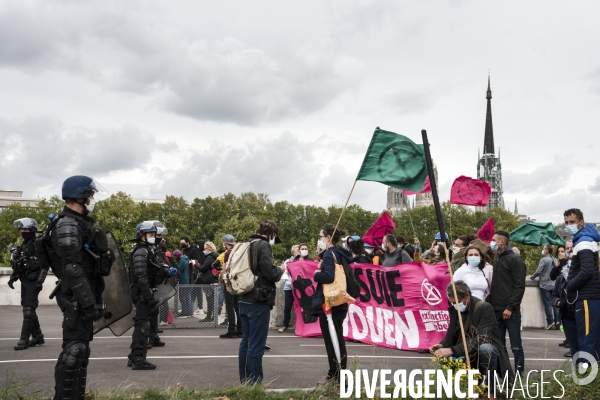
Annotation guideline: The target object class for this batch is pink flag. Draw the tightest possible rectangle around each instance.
[477,218,495,244]
[401,176,431,195]
[450,176,492,206]
[361,211,395,247]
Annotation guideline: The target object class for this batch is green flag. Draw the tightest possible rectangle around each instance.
[356,127,428,191]
[509,222,566,247]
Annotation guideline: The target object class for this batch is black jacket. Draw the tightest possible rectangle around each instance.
[441,297,513,380]
[353,253,371,264]
[551,274,575,320]
[311,246,354,315]
[239,235,283,306]
[184,245,202,282]
[550,259,568,281]
[196,251,219,284]
[487,246,526,312]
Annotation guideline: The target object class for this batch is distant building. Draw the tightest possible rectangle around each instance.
[513,200,535,226]
[477,75,505,211]
[386,163,438,217]
[0,190,40,210]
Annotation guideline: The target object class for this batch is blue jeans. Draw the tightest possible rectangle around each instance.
[478,343,499,388]
[239,302,271,384]
[495,310,524,374]
[562,317,579,354]
[540,289,560,325]
[283,290,293,328]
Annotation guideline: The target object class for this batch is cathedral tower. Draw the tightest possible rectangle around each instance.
[477,75,505,210]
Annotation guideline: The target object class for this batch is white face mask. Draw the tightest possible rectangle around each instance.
[381,243,387,251]
[365,248,373,255]
[300,249,308,257]
[317,240,327,250]
[147,237,155,245]
[452,246,460,254]
[85,198,96,213]
[269,236,275,246]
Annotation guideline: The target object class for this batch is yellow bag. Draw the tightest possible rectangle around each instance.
[322,253,355,311]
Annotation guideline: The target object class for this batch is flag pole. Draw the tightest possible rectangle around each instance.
[421,129,471,369]
[328,180,358,249]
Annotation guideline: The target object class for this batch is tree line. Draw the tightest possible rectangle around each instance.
[0,191,547,273]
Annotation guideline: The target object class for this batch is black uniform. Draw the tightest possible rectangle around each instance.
[52,207,106,400]
[128,242,168,367]
[148,246,171,347]
[10,235,48,350]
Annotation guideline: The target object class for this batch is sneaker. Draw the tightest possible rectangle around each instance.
[219,320,229,326]
[278,327,288,333]
[219,332,238,339]
[545,323,555,330]
[564,351,573,357]
[264,343,271,350]
[159,321,168,326]
[176,315,190,319]
[553,323,561,330]
[559,340,568,347]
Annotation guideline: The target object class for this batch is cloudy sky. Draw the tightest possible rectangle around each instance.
[1,0,599,223]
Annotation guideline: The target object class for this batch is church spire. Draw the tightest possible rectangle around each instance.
[484,73,495,154]
[514,199,519,216]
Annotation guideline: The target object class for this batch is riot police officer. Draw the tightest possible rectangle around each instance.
[52,175,108,399]
[148,224,169,348]
[9,218,48,350]
[127,221,170,370]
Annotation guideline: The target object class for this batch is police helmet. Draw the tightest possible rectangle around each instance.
[61,175,103,200]
[434,231,449,240]
[13,218,39,231]
[135,221,163,239]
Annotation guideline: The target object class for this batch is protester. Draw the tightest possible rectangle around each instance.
[453,245,493,301]
[219,234,241,339]
[312,224,353,384]
[396,236,415,259]
[551,262,578,358]
[422,232,450,259]
[550,245,567,281]
[381,234,412,266]
[196,242,220,323]
[238,220,283,384]
[183,237,204,315]
[427,244,447,265]
[279,244,304,333]
[563,208,600,364]
[530,245,560,330]
[431,281,513,389]
[348,238,370,263]
[450,234,477,272]
[173,250,192,318]
[487,231,526,374]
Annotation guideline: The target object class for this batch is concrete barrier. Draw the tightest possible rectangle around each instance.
[522,279,546,329]
[0,268,58,306]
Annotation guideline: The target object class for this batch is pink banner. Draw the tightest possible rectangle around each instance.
[361,211,395,247]
[401,176,431,195]
[287,260,451,351]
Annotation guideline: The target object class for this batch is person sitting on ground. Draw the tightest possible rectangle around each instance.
[381,234,413,267]
[450,234,478,272]
[453,245,493,301]
[349,238,370,264]
[430,281,513,388]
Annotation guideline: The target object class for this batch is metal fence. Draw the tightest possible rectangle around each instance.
[158,284,227,329]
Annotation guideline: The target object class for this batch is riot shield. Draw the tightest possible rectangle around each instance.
[108,251,177,336]
[93,232,133,335]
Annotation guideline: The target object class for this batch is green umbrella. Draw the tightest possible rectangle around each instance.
[509,222,565,247]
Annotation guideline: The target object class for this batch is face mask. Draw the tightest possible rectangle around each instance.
[453,301,467,313]
[381,243,387,251]
[365,248,373,255]
[180,242,187,248]
[147,237,155,245]
[565,224,579,235]
[300,250,308,257]
[21,232,36,242]
[452,246,460,254]
[203,250,209,255]
[269,236,275,246]
[85,198,96,213]
[541,249,546,256]
[489,241,498,251]
[467,256,481,268]
[317,240,327,250]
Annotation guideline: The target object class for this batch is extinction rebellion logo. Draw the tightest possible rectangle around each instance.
[420,278,442,306]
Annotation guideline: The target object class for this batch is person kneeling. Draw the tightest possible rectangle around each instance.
[430,281,514,391]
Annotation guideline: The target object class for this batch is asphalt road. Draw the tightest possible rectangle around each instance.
[0,306,571,397]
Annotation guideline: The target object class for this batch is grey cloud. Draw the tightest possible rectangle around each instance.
[517,189,600,224]
[0,3,365,126]
[589,176,600,193]
[387,91,436,115]
[503,162,575,194]
[0,116,157,194]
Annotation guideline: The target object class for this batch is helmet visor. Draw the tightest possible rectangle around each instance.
[13,218,37,230]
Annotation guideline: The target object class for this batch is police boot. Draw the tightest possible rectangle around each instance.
[29,319,45,347]
[150,334,165,347]
[14,307,34,350]
[130,349,156,370]
[55,342,87,400]
[77,349,90,400]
